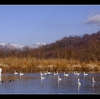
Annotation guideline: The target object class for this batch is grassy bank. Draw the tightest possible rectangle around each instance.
[0,56,100,73]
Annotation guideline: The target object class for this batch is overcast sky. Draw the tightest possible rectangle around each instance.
[0,5,100,45]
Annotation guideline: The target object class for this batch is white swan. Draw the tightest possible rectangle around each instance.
[58,75,62,81]
[41,75,45,80]
[19,71,24,75]
[14,71,18,75]
[77,78,81,86]
[54,71,57,75]
[40,71,44,76]
[83,72,88,76]
[44,71,47,75]
[0,68,2,76]
[64,72,69,77]
[54,71,59,75]
[76,72,80,75]
[74,71,76,75]
[47,71,51,75]
[56,71,59,75]
[92,77,95,83]
[75,71,80,75]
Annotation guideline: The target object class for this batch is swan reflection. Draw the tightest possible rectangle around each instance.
[0,76,2,84]
[78,84,81,93]
[92,82,94,92]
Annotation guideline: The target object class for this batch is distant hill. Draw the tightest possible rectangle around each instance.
[0,42,46,49]
[31,31,100,62]
[0,31,100,62]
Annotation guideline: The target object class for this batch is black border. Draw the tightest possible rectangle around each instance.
[0,2,99,97]
[0,1,100,5]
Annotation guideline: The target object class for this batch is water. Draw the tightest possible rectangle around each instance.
[0,72,100,94]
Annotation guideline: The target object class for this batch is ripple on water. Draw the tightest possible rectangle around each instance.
[0,73,100,94]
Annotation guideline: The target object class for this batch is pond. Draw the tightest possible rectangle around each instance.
[0,72,100,94]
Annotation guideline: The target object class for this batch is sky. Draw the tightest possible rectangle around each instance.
[0,5,100,46]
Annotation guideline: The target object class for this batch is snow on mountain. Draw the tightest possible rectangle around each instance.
[0,43,24,49]
[29,42,46,48]
[0,42,46,49]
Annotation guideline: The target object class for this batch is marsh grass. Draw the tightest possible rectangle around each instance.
[0,57,100,73]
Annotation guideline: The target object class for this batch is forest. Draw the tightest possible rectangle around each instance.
[0,31,100,73]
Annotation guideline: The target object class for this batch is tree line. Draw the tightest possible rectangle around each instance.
[0,31,100,63]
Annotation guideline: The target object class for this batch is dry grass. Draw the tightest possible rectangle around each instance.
[0,57,100,73]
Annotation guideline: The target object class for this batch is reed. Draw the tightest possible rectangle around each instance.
[0,57,100,73]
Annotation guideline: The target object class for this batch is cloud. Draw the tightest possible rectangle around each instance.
[85,14,100,25]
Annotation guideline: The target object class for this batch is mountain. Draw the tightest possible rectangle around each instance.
[0,43,24,49]
[0,31,100,62]
[27,42,46,48]
[0,42,46,49]
[31,31,100,61]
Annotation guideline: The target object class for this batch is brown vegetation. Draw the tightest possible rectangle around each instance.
[0,57,100,73]
[0,31,100,73]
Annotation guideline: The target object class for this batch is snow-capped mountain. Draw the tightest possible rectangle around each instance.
[0,42,46,49]
[0,43,24,49]
[28,42,46,48]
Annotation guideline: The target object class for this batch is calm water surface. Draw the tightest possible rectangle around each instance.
[0,72,100,94]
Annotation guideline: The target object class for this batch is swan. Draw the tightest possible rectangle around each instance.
[76,72,80,75]
[56,71,59,75]
[58,75,62,81]
[0,68,2,76]
[47,71,51,75]
[0,73,2,76]
[41,75,45,80]
[54,71,57,75]
[44,71,47,75]
[74,71,76,75]
[77,78,81,86]
[83,72,88,76]
[54,71,59,75]
[92,77,95,83]
[14,71,18,75]
[19,71,24,75]
[40,71,44,76]
[75,71,80,75]
[64,72,69,77]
